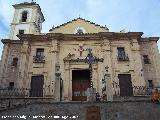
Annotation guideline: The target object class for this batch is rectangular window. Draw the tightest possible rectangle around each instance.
[143,55,150,64]
[117,47,129,61]
[19,30,24,35]
[36,48,44,56]
[33,48,45,63]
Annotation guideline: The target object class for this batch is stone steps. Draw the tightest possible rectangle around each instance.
[0,101,160,120]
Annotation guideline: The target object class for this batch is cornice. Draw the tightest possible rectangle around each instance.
[16,32,145,42]
[127,32,143,39]
[99,32,143,40]
[13,2,37,8]
[1,39,23,44]
[149,37,159,42]
[61,33,101,41]
[139,37,159,42]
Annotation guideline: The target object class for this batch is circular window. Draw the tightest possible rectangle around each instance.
[74,27,86,34]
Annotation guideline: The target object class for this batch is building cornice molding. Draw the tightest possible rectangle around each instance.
[1,39,23,44]
[100,32,143,40]
[149,37,159,42]
[140,37,159,42]
[16,32,145,42]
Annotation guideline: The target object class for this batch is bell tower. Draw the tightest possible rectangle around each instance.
[8,2,45,40]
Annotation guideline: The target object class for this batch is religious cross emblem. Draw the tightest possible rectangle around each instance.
[85,48,94,69]
[78,46,85,57]
[85,48,104,88]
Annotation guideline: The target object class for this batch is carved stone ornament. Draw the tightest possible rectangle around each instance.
[63,53,104,63]
[63,53,75,61]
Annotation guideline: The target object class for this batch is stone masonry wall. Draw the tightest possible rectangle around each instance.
[140,39,160,87]
[0,43,22,88]
[0,100,160,120]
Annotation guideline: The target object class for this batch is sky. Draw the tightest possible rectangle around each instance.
[0,0,160,58]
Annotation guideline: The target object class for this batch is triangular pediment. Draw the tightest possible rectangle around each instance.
[49,18,109,34]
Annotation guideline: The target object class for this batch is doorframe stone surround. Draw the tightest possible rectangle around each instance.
[63,60,98,101]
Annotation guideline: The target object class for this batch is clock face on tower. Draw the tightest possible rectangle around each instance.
[74,27,86,34]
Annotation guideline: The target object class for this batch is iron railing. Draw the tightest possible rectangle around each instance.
[117,54,129,61]
[0,81,153,98]
[0,88,29,97]
[112,81,152,96]
[33,55,45,63]
[0,87,53,98]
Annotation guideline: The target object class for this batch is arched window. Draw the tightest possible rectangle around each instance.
[21,11,28,22]
[12,57,18,67]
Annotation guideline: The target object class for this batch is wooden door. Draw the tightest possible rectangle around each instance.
[72,70,90,101]
[118,74,133,96]
[86,106,101,120]
[30,75,44,97]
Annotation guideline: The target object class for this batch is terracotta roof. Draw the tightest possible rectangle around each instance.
[49,17,109,32]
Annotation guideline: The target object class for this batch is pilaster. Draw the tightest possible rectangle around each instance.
[131,39,145,86]
[63,62,70,101]
[0,44,10,87]
[49,39,59,97]
[102,38,113,91]
[19,41,30,88]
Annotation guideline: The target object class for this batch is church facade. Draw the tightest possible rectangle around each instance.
[0,2,160,101]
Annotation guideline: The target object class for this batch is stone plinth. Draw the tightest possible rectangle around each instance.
[87,88,96,102]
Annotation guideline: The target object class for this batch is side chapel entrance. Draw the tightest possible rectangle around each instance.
[30,75,44,97]
[118,74,133,96]
[72,69,91,101]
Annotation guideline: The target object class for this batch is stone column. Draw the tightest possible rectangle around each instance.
[104,72,113,102]
[87,65,96,102]
[54,63,61,101]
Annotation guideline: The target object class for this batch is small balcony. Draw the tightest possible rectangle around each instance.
[117,54,129,61]
[33,55,45,63]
